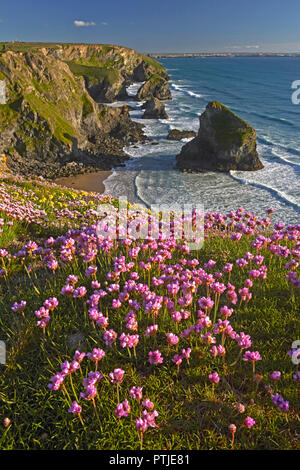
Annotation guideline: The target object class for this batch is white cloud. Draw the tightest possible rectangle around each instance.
[101,22,108,25]
[74,20,96,27]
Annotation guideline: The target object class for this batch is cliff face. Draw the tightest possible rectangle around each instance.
[176,101,263,172]
[0,43,168,177]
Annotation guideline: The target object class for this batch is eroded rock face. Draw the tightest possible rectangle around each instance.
[176,101,263,172]
[132,61,169,82]
[142,98,168,119]
[137,75,172,101]
[87,75,129,103]
[167,129,197,141]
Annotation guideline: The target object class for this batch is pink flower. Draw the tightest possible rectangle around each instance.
[61,284,74,296]
[269,371,281,382]
[136,418,148,434]
[142,409,158,428]
[68,401,82,414]
[103,329,117,347]
[83,371,103,387]
[109,368,125,384]
[87,348,105,362]
[142,398,154,410]
[145,325,158,337]
[198,297,214,311]
[236,403,245,414]
[210,345,226,357]
[208,372,220,385]
[228,423,236,434]
[11,301,26,313]
[271,393,289,412]
[166,333,179,346]
[181,348,191,359]
[130,387,143,401]
[235,332,252,350]
[86,266,97,277]
[148,350,164,365]
[243,351,262,362]
[220,305,233,318]
[43,297,59,310]
[80,384,97,400]
[114,400,131,418]
[73,286,87,298]
[244,416,255,428]
[172,354,183,367]
[231,232,242,242]
[74,351,86,363]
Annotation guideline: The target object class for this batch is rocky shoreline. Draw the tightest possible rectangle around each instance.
[0,43,171,180]
[0,43,264,183]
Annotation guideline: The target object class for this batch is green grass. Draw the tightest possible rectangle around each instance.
[141,55,168,77]
[24,92,77,146]
[0,177,299,450]
[67,61,120,86]
[81,95,94,119]
[209,101,255,148]
[0,104,18,130]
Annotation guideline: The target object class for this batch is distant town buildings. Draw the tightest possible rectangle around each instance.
[149,52,300,58]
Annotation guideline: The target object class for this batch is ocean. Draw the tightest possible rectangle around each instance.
[104,57,300,223]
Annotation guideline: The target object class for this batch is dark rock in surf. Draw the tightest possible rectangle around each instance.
[176,101,263,172]
[142,98,168,119]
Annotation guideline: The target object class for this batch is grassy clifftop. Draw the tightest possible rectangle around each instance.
[0,42,167,80]
[0,174,299,450]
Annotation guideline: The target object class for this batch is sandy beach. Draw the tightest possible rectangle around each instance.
[55,171,112,194]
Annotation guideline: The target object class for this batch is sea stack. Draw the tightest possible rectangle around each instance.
[142,98,168,119]
[176,101,263,172]
[137,75,172,101]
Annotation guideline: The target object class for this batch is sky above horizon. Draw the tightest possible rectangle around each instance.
[0,0,300,53]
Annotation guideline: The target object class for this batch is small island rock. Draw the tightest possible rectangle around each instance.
[142,98,168,119]
[167,129,197,141]
[176,101,263,172]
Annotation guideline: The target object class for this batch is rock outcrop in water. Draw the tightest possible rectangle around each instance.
[137,75,172,101]
[176,101,263,172]
[142,98,168,119]
[167,129,197,141]
[0,43,168,177]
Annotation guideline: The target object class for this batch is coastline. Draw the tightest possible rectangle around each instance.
[55,170,112,194]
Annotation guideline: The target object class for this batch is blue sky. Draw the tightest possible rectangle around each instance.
[0,0,300,53]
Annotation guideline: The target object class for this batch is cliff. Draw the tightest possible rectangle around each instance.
[176,101,263,172]
[0,42,169,177]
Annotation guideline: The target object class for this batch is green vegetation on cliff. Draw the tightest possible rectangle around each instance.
[67,61,120,86]
[0,42,169,160]
[25,92,77,146]
[209,101,255,148]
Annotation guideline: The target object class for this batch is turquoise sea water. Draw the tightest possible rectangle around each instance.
[104,57,300,223]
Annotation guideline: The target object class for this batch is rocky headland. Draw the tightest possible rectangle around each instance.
[0,42,172,178]
[176,101,263,172]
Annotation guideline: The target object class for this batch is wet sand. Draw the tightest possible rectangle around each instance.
[55,171,112,194]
